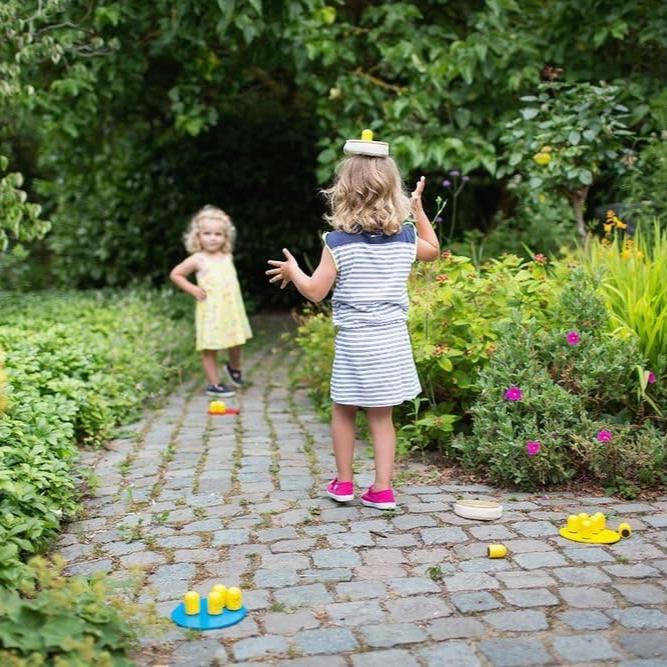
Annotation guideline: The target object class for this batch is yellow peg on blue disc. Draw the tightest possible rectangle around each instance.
[361,129,374,141]
[211,584,227,608]
[183,591,200,616]
[207,591,224,616]
[226,587,243,611]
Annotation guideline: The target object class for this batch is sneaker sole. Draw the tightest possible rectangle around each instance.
[326,490,355,503]
[225,366,243,388]
[206,390,236,397]
[360,498,396,510]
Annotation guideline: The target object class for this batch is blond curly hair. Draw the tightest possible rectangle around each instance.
[184,205,236,254]
[323,155,411,235]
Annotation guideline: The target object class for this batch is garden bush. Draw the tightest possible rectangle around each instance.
[295,251,558,452]
[456,273,665,493]
[0,289,193,587]
[0,556,144,666]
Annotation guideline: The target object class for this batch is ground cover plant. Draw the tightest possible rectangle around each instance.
[0,556,145,667]
[457,271,664,494]
[0,289,193,587]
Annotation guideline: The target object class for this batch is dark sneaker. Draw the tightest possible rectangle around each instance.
[206,384,236,397]
[225,363,243,387]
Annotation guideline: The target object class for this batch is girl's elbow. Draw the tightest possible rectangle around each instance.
[418,248,440,262]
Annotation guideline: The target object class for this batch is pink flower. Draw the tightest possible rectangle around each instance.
[526,440,541,456]
[504,386,523,401]
[648,370,656,385]
[597,429,613,443]
[566,331,581,346]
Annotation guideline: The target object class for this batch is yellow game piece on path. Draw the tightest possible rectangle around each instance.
[559,513,630,544]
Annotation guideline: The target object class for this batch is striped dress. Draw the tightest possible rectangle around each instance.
[323,222,421,407]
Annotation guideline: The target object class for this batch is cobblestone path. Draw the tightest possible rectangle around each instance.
[56,316,667,666]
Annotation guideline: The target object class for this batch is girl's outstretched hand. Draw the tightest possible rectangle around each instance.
[410,176,426,213]
[266,248,298,289]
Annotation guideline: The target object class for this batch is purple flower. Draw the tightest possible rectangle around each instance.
[647,370,656,384]
[442,179,451,188]
[462,175,470,182]
[597,429,613,443]
[566,330,581,346]
[504,386,523,401]
[450,169,460,177]
[435,216,444,224]
[526,440,541,456]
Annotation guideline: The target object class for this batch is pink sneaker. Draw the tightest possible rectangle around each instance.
[360,486,396,510]
[326,478,354,502]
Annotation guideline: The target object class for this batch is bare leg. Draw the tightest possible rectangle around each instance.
[202,350,220,385]
[366,406,396,491]
[331,403,357,482]
[228,345,242,369]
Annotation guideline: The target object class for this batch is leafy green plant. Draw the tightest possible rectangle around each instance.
[457,274,664,490]
[0,556,147,666]
[583,221,667,397]
[498,82,636,239]
[0,289,193,586]
[620,135,667,228]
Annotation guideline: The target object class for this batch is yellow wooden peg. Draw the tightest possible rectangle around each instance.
[226,587,243,611]
[183,591,200,615]
[207,591,224,615]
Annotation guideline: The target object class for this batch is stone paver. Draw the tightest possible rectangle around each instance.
[52,316,667,666]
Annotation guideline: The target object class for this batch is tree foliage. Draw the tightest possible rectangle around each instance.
[2,0,667,295]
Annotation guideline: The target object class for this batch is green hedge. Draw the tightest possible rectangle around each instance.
[0,289,193,587]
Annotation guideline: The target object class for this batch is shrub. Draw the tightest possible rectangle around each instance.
[457,274,665,491]
[0,289,193,586]
[295,252,557,453]
[0,556,145,666]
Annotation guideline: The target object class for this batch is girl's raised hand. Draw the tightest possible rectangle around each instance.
[266,248,298,289]
[410,176,426,213]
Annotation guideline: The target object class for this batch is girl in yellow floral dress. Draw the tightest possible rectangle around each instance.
[170,206,252,396]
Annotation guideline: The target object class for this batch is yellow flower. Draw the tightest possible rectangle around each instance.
[533,152,551,165]
[603,222,613,234]
[615,220,627,230]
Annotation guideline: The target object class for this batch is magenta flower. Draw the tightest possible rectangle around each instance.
[647,370,656,384]
[597,429,613,443]
[504,386,523,401]
[526,440,541,456]
[566,330,581,346]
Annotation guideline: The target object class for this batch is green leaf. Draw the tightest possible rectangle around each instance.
[520,108,539,120]
[579,169,593,185]
[568,130,581,145]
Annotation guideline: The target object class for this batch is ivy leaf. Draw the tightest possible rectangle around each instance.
[520,108,539,120]
[568,130,581,145]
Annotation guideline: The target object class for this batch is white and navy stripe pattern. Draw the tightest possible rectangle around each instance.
[324,223,421,407]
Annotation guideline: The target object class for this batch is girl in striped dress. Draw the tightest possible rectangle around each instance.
[266,135,440,509]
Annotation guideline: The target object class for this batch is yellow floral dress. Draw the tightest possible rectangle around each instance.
[195,253,252,351]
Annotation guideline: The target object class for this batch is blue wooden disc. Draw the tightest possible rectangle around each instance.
[171,598,247,630]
